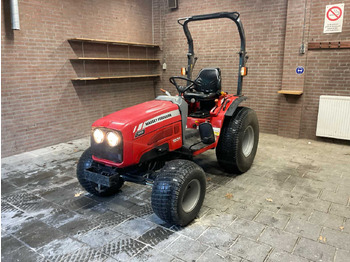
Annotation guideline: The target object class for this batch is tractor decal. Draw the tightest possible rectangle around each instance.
[143,110,180,128]
[213,127,221,136]
[132,110,180,133]
[173,137,181,143]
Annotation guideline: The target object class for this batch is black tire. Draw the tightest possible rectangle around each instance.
[76,148,124,197]
[151,160,206,226]
[216,107,259,174]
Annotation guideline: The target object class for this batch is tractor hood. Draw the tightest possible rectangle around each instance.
[91,98,182,167]
[92,100,180,139]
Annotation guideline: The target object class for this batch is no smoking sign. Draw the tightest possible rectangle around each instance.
[324,3,344,33]
[327,6,342,21]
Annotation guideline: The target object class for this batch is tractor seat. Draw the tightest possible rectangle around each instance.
[184,68,221,102]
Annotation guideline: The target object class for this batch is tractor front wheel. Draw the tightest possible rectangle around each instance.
[151,160,206,226]
[76,148,124,197]
[216,107,259,174]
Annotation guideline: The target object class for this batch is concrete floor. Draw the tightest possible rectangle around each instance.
[1,133,350,262]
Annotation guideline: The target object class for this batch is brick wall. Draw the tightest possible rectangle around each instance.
[278,0,350,140]
[1,0,156,157]
[301,0,350,140]
[2,0,350,157]
[277,0,310,138]
[153,0,350,141]
[153,0,288,135]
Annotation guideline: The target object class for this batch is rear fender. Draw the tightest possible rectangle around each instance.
[225,96,247,117]
[210,96,247,139]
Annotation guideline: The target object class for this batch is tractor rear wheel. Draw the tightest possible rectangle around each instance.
[216,107,259,174]
[151,160,206,226]
[77,148,124,197]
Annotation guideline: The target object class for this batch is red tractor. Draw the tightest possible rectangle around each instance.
[77,12,259,226]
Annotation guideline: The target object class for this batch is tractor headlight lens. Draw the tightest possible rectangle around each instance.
[106,132,120,147]
[93,129,104,144]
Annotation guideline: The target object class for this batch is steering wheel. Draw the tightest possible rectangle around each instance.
[169,76,197,94]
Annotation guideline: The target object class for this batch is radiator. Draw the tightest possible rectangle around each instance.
[316,95,350,140]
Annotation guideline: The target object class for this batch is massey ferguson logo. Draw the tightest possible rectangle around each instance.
[133,110,180,133]
[145,113,172,127]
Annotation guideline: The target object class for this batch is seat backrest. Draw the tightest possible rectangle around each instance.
[194,68,221,94]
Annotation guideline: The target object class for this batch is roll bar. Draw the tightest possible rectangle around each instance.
[178,12,247,96]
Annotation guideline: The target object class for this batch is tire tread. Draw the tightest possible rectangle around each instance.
[216,107,259,173]
[151,160,205,226]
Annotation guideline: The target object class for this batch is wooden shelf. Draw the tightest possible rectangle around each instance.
[68,38,159,48]
[71,74,160,81]
[278,90,303,95]
[308,41,350,50]
[71,57,160,62]
[69,38,160,84]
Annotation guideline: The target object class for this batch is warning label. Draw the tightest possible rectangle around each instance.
[324,4,344,33]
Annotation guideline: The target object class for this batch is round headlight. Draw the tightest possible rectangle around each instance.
[107,132,120,147]
[93,129,104,144]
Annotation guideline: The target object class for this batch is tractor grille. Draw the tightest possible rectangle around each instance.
[90,136,123,163]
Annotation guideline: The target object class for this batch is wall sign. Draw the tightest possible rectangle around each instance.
[324,3,344,33]
[296,66,304,75]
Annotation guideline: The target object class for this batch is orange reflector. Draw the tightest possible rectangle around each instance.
[181,67,186,76]
[241,67,247,76]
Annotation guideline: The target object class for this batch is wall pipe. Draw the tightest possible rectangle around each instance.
[10,0,20,30]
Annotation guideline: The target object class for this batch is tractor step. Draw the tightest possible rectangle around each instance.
[183,128,208,152]
[184,128,199,139]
